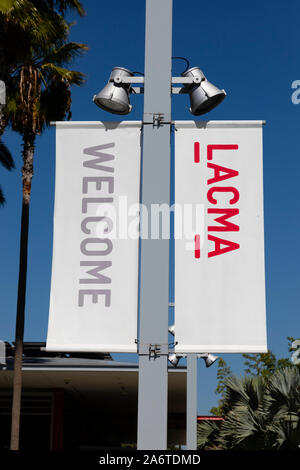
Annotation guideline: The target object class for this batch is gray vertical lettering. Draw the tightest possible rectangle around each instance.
[81,216,113,235]
[80,261,112,284]
[78,289,111,307]
[80,238,113,256]
[82,198,113,213]
[82,176,114,194]
[83,143,115,172]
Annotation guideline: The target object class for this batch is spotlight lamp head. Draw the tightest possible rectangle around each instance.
[198,353,218,368]
[168,353,181,367]
[168,324,175,336]
[182,67,226,116]
[93,67,133,115]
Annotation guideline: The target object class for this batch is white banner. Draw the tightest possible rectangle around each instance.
[46,122,141,353]
[174,121,267,353]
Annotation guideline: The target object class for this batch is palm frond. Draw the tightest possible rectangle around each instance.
[42,42,88,66]
[222,376,254,411]
[220,406,268,449]
[52,0,86,16]
[41,63,86,85]
[0,1,85,18]
[3,82,18,121]
[0,0,16,13]
[2,1,87,136]
[0,139,15,170]
[1,0,69,46]
[268,419,300,450]
[39,80,72,124]
[264,367,300,421]
[197,420,221,450]
[0,185,5,206]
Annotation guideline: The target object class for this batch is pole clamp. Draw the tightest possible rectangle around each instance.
[143,112,168,127]
[152,113,165,127]
[138,343,169,358]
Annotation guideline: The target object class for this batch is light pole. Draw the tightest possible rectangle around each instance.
[93,0,225,450]
[168,341,218,450]
[136,0,172,450]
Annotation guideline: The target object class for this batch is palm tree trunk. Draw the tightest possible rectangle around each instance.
[10,132,35,450]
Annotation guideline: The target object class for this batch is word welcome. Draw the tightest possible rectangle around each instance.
[78,143,115,308]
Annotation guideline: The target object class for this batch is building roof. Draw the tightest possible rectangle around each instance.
[0,342,187,431]
[1,341,186,371]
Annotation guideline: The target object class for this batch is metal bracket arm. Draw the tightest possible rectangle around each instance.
[114,76,200,95]
[113,76,200,85]
[112,76,144,84]
[172,77,201,85]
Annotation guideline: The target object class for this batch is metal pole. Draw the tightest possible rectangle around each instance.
[186,355,198,450]
[137,0,173,450]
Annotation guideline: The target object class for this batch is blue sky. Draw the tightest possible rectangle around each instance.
[0,0,299,414]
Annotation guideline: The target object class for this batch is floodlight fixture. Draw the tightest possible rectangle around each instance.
[93,67,134,115]
[93,64,227,117]
[168,324,175,336]
[168,353,181,367]
[198,353,218,368]
[182,67,226,116]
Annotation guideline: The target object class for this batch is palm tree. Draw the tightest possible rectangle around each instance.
[1,0,87,450]
[265,367,300,449]
[197,367,300,450]
[217,375,271,449]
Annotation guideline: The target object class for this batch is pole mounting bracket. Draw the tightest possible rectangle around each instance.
[142,112,168,127]
[149,344,161,359]
[153,113,165,127]
[138,343,169,358]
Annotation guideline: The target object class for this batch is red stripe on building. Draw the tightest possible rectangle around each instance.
[197,416,223,421]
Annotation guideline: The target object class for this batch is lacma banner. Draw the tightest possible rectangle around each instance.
[174,121,267,353]
[46,122,141,353]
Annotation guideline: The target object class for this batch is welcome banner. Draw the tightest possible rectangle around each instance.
[46,122,141,353]
[174,121,267,353]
